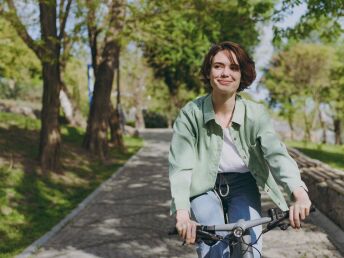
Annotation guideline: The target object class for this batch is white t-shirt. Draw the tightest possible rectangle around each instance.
[218,128,249,173]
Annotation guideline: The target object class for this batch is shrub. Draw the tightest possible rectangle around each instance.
[143,110,168,128]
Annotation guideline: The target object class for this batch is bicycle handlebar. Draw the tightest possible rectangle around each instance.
[168,206,316,237]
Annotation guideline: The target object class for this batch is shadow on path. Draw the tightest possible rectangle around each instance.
[34,129,195,258]
[32,129,342,258]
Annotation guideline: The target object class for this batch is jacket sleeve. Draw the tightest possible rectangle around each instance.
[168,107,196,215]
[257,106,308,198]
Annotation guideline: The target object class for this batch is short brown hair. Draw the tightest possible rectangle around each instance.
[201,41,256,92]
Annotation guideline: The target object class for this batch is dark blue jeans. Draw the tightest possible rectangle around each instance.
[190,172,262,258]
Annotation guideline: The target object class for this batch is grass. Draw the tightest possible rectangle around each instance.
[286,140,344,171]
[0,112,143,258]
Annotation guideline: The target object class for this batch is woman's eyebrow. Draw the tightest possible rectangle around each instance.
[213,62,225,65]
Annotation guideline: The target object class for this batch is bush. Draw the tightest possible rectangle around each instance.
[0,78,23,99]
[126,120,135,127]
[143,110,168,128]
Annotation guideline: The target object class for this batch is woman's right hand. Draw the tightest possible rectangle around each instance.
[176,209,198,244]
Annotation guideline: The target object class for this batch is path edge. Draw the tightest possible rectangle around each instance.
[16,146,145,258]
[310,208,344,256]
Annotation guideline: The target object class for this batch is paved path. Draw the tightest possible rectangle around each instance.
[30,129,342,258]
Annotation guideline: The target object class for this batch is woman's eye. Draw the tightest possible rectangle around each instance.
[230,64,240,71]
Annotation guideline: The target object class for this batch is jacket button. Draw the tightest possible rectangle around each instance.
[243,156,247,159]
[234,137,237,141]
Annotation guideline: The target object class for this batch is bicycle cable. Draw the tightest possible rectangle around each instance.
[240,233,263,258]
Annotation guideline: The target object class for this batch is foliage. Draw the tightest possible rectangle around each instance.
[142,110,168,128]
[326,46,344,121]
[62,56,89,116]
[263,43,336,140]
[274,0,344,43]
[0,18,41,99]
[130,0,276,110]
[0,111,143,257]
[120,47,151,111]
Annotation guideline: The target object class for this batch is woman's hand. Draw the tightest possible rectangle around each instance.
[176,209,198,244]
[289,187,312,229]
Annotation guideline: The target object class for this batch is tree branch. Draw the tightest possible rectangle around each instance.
[86,0,100,75]
[5,0,42,59]
[59,0,66,32]
[59,0,72,40]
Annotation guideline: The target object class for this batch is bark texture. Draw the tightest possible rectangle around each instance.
[334,119,342,145]
[5,0,72,172]
[39,1,61,172]
[83,0,126,159]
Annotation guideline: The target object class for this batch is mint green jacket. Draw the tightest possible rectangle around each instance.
[168,94,307,214]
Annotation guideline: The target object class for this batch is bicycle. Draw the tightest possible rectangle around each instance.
[169,206,316,258]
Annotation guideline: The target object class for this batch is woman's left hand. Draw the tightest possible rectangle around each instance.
[289,187,312,229]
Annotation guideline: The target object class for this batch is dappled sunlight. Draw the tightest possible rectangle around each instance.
[35,246,100,257]
[48,129,61,144]
[21,129,342,258]
[33,129,195,258]
[128,183,148,188]
[0,112,143,256]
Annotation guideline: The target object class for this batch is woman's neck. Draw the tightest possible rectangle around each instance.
[211,92,236,128]
[212,92,236,116]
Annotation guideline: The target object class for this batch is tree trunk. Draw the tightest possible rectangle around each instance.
[167,91,179,128]
[83,0,126,159]
[303,104,311,142]
[83,58,114,160]
[59,81,86,127]
[318,108,327,144]
[5,0,73,172]
[59,87,74,123]
[134,70,146,130]
[39,1,61,172]
[109,45,124,147]
[287,113,294,141]
[334,119,342,145]
[109,103,125,149]
[135,109,145,129]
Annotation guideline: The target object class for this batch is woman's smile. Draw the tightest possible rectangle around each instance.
[217,79,234,85]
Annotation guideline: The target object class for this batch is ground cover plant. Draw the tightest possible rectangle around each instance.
[286,141,344,171]
[0,112,143,258]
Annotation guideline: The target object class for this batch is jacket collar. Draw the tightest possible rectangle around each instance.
[203,93,244,126]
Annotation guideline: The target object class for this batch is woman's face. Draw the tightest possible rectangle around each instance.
[209,50,241,96]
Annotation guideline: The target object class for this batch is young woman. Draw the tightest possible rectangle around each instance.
[168,41,311,258]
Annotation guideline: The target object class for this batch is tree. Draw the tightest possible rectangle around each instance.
[274,0,344,43]
[1,0,73,171]
[326,47,344,144]
[130,0,275,120]
[263,43,334,142]
[82,0,126,159]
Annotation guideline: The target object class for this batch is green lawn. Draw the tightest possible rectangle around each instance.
[286,140,344,171]
[0,112,143,258]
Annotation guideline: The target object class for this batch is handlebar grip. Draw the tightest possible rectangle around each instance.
[285,205,316,217]
[268,205,316,222]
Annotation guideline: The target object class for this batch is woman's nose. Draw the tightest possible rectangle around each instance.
[221,66,231,77]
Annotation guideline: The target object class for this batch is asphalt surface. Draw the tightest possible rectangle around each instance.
[24,129,342,258]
